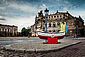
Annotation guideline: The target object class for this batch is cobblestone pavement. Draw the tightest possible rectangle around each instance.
[0,40,85,57]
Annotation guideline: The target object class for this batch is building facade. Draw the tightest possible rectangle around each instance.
[0,24,18,37]
[84,25,85,36]
[31,10,84,37]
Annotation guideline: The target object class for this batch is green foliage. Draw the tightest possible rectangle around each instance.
[21,27,31,36]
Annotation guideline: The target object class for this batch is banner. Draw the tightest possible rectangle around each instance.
[65,25,67,33]
[67,26,69,33]
[60,23,63,31]
[63,24,65,31]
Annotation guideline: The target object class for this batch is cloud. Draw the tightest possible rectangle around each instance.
[40,4,47,10]
[0,0,85,32]
[0,0,39,32]
[63,7,68,11]
[0,16,35,32]
[69,10,85,24]
[8,2,38,13]
[0,16,3,18]
[0,0,39,18]
[0,16,6,20]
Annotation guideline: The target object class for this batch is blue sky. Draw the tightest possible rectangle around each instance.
[0,0,85,32]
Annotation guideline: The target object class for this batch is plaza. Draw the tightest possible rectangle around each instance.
[0,37,84,57]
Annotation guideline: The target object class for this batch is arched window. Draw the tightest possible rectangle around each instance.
[57,22,60,26]
[58,30,60,32]
[62,22,65,24]
[43,20,45,23]
[2,28,4,31]
[53,23,56,27]
[8,29,10,32]
[49,30,51,32]
[49,23,51,27]
[35,26,37,29]
[54,16,56,18]
[53,22,56,27]
[38,19,40,21]
[53,30,55,32]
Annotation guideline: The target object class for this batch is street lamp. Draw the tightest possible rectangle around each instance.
[44,8,49,32]
[76,25,78,38]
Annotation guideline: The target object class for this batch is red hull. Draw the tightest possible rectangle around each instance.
[38,35,65,40]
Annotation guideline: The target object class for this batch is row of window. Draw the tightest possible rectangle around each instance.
[37,16,67,22]
[48,15,61,19]
[36,22,66,28]
[49,22,66,27]
[48,30,60,32]
[0,28,16,32]
[48,15,66,19]
[49,23,56,27]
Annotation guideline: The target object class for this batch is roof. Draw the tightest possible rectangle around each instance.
[0,24,17,27]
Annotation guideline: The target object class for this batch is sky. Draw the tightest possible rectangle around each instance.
[0,0,85,32]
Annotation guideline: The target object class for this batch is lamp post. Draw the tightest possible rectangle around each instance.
[44,8,49,32]
[76,25,78,38]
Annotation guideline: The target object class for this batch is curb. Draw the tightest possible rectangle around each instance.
[72,38,85,40]
[3,41,81,53]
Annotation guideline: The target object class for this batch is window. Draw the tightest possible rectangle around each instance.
[43,20,45,23]
[53,22,56,27]
[49,23,51,27]
[49,16,50,18]
[63,17,65,19]
[58,30,60,32]
[62,22,65,24]
[57,22,60,26]
[60,15,61,17]
[8,29,10,32]
[57,15,59,18]
[53,30,55,32]
[54,16,56,18]
[51,16,53,18]
[36,26,37,29]
[49,30,51,32]
[53,23,56,27]
[2,28,4,31]
[38,19,40,21]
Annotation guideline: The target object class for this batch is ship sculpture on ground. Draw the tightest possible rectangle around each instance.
[38,23,69,40]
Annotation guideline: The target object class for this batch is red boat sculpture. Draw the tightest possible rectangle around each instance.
[38,31,65,40]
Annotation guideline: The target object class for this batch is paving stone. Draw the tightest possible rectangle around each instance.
[0,39,85,57]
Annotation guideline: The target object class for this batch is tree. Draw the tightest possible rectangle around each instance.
[21,27,26,36]
[21,27,31,36]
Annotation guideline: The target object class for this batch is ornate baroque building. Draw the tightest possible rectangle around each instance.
[31,10,84,37]
[0,24,18,37]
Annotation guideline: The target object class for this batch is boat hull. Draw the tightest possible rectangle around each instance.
[38,35,65,40]
[37,31,66,40]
